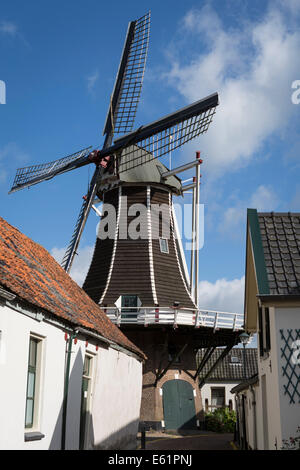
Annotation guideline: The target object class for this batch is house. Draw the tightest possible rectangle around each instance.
[231,210,300,450]
[0,216,146,450]
[197,348,257,413]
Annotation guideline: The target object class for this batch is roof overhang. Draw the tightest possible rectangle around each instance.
[244,209,269,332]
[230,374,259,394]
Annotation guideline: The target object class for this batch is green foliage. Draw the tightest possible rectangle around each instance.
[205,407,236,433]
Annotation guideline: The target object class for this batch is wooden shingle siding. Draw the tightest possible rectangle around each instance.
[150,188,196,309]
[90,185,154,306]
[83,188,119,304]
[83,183,196,309]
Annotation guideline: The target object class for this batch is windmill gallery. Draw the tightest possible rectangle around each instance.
[1,12,245,448]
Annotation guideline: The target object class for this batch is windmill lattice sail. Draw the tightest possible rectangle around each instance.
[111,92,218,172]
[103,11,150,137]
[9,147,92,193]
[118,106,216,172]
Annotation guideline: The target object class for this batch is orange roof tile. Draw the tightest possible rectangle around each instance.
[0,216,145,359]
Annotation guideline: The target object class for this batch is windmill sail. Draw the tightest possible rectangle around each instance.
[103,11,150,137]
[9,147,92,193]
[61,12,151,273]
[107,93,218,172]
[61,168,102,272]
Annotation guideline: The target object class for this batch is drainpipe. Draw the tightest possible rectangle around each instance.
[250,385,257,450]
[61,331,78,450]
[194,152,202,308]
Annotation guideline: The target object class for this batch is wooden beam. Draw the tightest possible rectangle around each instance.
[193,346,216,380]
[199,343,234,388]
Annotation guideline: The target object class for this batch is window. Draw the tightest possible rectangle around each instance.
[205,398,209,413]
[230,356,241,364]
[264,307,271,352]
[25,336,42,429]
[258,306,271,357]
[211,387,225,411]
[168,344,182,364]
[159,238,169,254]
[121,295,138,313]
[80,354,94,450]
[258,306,264,357]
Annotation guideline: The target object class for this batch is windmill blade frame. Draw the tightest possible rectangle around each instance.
[103,11,150,138]
[61,167,102,272]
[98,92,218,172]
[61,12,151,273]
[9,146,93,193]
[117,93,218,172]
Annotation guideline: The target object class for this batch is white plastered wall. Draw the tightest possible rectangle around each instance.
[0,302,143,450]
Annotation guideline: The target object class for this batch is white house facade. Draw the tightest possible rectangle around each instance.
[232,210,300,450]
[197,348,257,413]
[0,216,145,450]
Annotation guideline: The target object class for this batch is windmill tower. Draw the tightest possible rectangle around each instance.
[10,12,243,431]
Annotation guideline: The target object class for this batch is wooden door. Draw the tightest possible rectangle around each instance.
[163,380,197,430]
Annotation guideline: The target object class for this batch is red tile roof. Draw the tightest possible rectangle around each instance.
[0,216,145,359]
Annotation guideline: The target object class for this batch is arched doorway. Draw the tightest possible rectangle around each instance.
[162,380,197,430]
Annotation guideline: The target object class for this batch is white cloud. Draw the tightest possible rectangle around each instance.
[0,142,30,164]
[0,142,30,186]
[51,245,94,287]
[249,184,278,211]
[0,21,18,36]
[86,71,99,93]
[164,3,300,179]
[199,276,245,314]
[220,184,278,235]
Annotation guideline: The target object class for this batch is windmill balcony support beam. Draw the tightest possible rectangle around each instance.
[198,343,235,388]
[193,346,216,380]
[160,159,201,179]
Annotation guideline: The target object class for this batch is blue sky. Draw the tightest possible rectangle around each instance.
[1,0,300,322]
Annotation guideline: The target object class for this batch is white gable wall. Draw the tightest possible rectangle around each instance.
[274,306,300,446]
[201,382,239,411]
[0,301,143,450]
[91,346,143,449]
[256,306,282,450]
[0,303,65,450]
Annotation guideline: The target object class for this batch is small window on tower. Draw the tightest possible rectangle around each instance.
[121,295,138,313]
[159,238,169,254]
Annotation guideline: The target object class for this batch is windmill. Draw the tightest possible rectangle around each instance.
[10,12,243,431]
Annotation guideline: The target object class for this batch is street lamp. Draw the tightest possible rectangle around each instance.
[239,332,250,380]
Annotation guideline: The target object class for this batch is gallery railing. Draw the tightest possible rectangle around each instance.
[103,306,244,331]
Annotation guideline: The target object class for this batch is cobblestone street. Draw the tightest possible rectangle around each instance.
[138,431,235,451]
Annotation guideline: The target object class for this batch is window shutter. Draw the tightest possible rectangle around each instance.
[258,306,264,357]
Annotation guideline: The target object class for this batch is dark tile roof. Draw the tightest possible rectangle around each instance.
[0,216,145,359]
[258,212,300,295]
[196,348,258,381]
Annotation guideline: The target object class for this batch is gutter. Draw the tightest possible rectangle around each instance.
[0,286,16,301]
[2,292,146,361]
[250,385,257,450]
[75,326,146,362]
[231,374,259,394]
[61,331,77,450]
[60,325,145,450]
[258,294,300,302]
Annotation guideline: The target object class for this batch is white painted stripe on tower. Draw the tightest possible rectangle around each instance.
[169,193,196,307]
[99,186,122,305]
[172,201,190,287]
[147,186,158,305]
